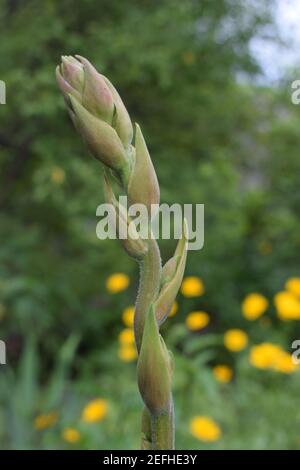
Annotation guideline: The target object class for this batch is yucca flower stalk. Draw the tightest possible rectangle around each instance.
[56,56,188,450]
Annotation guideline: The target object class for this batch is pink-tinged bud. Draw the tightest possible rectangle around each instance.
[127,124,160,214]
[75,55,114,123]
[103,76,133,148]
[61,56,84,92]
[155,220,188,325]
[56,55,131,148]
[56,65,81,102]
[69,95,128,171]
[137,306,172,415]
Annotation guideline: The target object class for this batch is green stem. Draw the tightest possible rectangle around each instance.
[135,237,175,450]
[134,237,161,352]
[151,400,175,450]
[140,406,152,450]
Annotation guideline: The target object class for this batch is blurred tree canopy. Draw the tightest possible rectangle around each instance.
[0,0,300,362]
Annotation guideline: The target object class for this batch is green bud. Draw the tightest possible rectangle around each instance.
[127,124,160,215]
[61,56,84,92]
[155,220,188,325]
[103,76,133,149]
[56,63,82,103]
[69,95,128,172]
[137,306,172,415]
[103,172,148,260]
[160,256,179,288]
[76,55,114,123]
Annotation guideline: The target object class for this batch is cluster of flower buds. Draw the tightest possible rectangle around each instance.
[56,56,132,177]
[56,56,159,211]
[57,56,187,446]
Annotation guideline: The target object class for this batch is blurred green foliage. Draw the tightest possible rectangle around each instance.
[0,0,300,449]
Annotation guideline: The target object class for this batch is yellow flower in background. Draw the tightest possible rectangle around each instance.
[169,301,178,317]
[274,291,300,320]
[182,51,196,65]
[274,351,298,374]
[249,343,282,369]
[51,166,65,184]
[122,306,135,327]
[119,328,135,345]
[258,240,272,255]
[213,365,233,383]
[181,276,204,297]
[224,329,248,352]
[118,344,138,362]
[190,416,221,442]
[250,343,298,374]
[62,427,81,444]
[285,277,300,298]
[242,293,268,320]
[81,398,108,423]
[186,311,210,331]
[106,273,129,293]
[34,412,58,430]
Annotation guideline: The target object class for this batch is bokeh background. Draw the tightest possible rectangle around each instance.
[1,0,300,450]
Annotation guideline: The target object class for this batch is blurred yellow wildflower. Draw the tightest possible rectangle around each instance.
[249,342,298,374]
[51,166,65,184]
[122,306,135,327]
[81,398,108,423]
[106,273,129,293]
[274,351,298,374]
[242,293,268,320]
[181,276,204,297]
[274,291,300,320]
[249,343,282,369]
[213,365,233,383]
[119,328,135,345]
[224,329,248,352]
[169,301,178,317]
[186,311,210,331]
[189,416,221,442]
[285,277,300,298]
[118,344,138,362]
[258,240,272,255]
[182,51,196,65]
[34,412,58,430]
[62,427,81,444]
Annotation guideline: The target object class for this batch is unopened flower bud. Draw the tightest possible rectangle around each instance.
[127,124,160,215]
[56,57,83,104]
[137,306,172,415]
[103,172,148,260]
[103,76,133,149]
[61,56,84,92]
[69,95,128,171]
[160,256,179,288]
[75,55,114,123]
[56,55,133,151]
[155,220,188,325]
